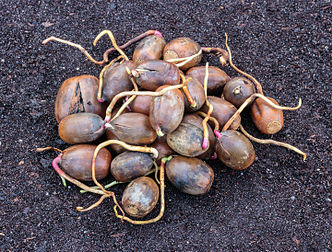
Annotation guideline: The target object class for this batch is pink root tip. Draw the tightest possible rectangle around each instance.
[214,130,222,139]
[210,152,218,160]
[126,105,132,111]
[154,31,163,37]
[52,155,64,176]
[202,138,209,149]
[201,47,207,51]
[98,98,104,103]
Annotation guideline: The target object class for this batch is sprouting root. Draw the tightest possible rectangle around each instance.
[201,63,214,149]
[104,83,185,122]
[224,33,264,95]
[93,30,129,61]
[196,111,222,139]
[239,125,307,161]
[180,73,196,108]
[222,93,302,132]
[165,50,202,68]
[201,47,229,66]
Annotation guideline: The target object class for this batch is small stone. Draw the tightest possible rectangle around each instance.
[290,196,295,201]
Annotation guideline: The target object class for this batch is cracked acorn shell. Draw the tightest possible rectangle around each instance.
[55,75,106,123]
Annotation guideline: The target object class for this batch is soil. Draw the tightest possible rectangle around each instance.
[0,0,331,251]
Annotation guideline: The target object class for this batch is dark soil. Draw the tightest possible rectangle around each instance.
[1,0,331,251]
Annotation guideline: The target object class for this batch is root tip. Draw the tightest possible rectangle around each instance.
[202,138,209,149]
[214,130,222,139]
[210,152,218,160]
[97,98,104,103]
[154,31,163,37]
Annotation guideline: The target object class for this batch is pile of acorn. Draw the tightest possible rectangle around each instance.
[38,30,306,224]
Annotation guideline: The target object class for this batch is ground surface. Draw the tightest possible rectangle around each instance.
[0,0,331,251]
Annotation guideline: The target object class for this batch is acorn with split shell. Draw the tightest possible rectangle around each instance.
[251,97,284,135]
[110,151,154,182]
[163,37,202,70]
[132,35,166,65]
[132,60,180,91]
[223,77,256,108]
[58,112,105,144]
[122,176,159,218]
[58,144,111,181]
[215,130,255,170]
[55,75,106,123]
[166,156,214,195]
[149,85,185,136]
[106,112,157,145]
[186,66,230,93]
[100,60,136,103]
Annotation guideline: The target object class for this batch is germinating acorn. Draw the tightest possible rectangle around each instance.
[110,151,154,182]
[133,35,166,65]
[122,177,159,218]
[166,156,214,195]
[215,130,255,170]
[58,113,104,144]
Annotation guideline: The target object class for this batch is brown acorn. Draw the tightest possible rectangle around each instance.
[133,60,180,91]
[149,85,185,136]
[167,123,208,157]
[122,177,159,218]
[186,66,230,93]
[107,112,157,145]
[60,144,111,181]
[110,151,154,182]
[215,130,255,170]
[163,37,202,70]
[201,96,241,130]
[223,77,256,108]
[58,113,105,144]
[251,97,284,134]
[182,77,205,112]
[133,35,166,65]
[101,60,136,103]
[166,156,214,195]
[130,95,153,116]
